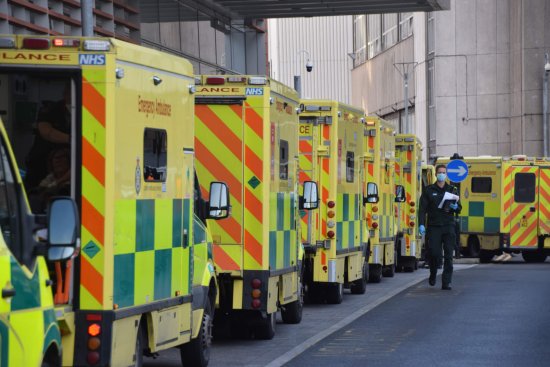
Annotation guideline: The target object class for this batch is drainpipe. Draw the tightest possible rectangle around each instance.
[544,53,550,157]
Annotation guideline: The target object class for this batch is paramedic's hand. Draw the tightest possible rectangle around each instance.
[450,203,458,210]
[419,225,426,236]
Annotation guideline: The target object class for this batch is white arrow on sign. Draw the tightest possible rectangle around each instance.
[447,166,467,176]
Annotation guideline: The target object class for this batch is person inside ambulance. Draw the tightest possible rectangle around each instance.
[418,164,461,290]
[28,147,71,213]
[24,81,71,197]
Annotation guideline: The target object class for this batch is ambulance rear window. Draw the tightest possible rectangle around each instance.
[471,177,492,193]
[514,173,536,203]
[346,152,354,182]
[143,128,167,182]
[280,139,289,180]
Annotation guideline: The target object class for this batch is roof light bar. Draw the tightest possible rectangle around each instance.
[83,40,110,51]
[53,38,80,47]
[227,76,246,83]
[22,38,50,50]
[0,37,16,49]
[206,77,225,85]
[248,77,267,85]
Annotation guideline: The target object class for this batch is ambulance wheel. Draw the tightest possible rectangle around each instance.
[382,263,395,277]
[133,323,145,367]
[522,250,547,263]
[181,301,213,367]
[281,280,304,324]
[255,312,276,340]
[479,250,494,264]
[350,262,368,294]
[326,282,344,304]
[467,236,481,258]
[368,265,382,283]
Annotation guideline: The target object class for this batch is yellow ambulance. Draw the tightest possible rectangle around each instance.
[298,100,369,304]
[394,135,423,271]
[437,155,550,263]
[194,75,318,339]
[0,116,79,367]
[363,117,403,282]
[0,35,227,366]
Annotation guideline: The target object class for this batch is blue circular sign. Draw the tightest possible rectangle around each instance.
[446,160,468,183]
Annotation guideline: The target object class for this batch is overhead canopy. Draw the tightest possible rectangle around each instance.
[201,0,450,19]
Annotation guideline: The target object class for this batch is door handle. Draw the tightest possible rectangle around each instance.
[2,287,16,298]
[530,207,536,212]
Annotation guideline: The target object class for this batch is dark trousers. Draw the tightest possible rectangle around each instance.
[428,224,455,286]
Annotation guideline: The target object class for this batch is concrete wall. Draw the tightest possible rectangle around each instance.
[433,0,550,159]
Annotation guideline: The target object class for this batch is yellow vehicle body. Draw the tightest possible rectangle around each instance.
[298,100,368,303]
[363,117,397,282]
[194,75,309,337]
[437,156,550,263]
[394,135,423,271]
[0,119,63,367]
[0,35,220,366]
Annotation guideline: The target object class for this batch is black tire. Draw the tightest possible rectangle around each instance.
[468,236,481,258]
[479,250,494,263]
[522,250,548,263]
[350,262,368,294]
[281,279,304,324]
[254,311,276,340]
[326,282,344,304]
[368,264,382,283]
[181,301,213,367]
[134,323,144,367]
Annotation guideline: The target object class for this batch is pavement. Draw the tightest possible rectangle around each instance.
[144,263,476,367]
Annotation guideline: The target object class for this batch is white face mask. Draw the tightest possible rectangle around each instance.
[437,173,447,182]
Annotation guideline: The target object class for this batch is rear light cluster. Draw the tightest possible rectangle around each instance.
[408,201,416,229]
[86,314,102,365]
[251,278,262,308]
[370,206,379,230]
[327,201,336,239]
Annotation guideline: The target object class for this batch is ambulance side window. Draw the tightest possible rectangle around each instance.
[514,173,536,203]
[143,128,167,182]
[471,177,492,193]
[0,141,22,262]
[346,152,354,182]
[280,140,289,180]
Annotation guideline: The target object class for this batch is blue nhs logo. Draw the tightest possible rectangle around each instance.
[245,88,263,96]
[79,54,106,65]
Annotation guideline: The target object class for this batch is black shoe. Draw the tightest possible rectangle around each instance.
[441,284,452,290]
[429,274,436,286]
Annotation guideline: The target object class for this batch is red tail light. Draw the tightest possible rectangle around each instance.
[409,221,415,227]
[251,278,262,289]
[327,201,336,208]
[87,352,100,365]
[327,230,335,238]
[251,299,261,308]
[372,222,379,229]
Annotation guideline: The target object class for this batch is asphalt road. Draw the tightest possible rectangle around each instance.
[287,258,550,367]
[143,263,476,367]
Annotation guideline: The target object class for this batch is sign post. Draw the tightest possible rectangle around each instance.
[446,159,468,183]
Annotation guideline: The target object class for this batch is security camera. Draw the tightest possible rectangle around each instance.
[306,60,313,72]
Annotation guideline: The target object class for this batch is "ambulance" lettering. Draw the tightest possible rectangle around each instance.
[79,54,106,65]
[198,87,240,93]
[1,53,70,61]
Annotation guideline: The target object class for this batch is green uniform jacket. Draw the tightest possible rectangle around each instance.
[418,182,462,227]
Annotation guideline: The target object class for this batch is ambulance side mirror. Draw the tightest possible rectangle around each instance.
[208,182,231,219]
[47,197,80,261]
[300,181,319,210]
[364,182,379,204]
[395,185,406,202]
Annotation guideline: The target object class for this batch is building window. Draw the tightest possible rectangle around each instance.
[399,12,413,40]
[427,12,435,55]
[382,14,398,49]
[346,152,355,182]
[353,15,367,67]
[144,128,168,182]
[514,173,536,203]
[367,14,381,59]
[471,177,492,193]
